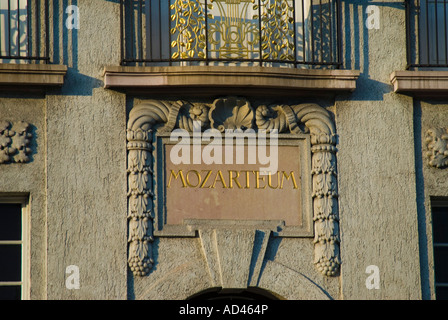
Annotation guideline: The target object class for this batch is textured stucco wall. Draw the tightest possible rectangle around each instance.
[416,100,448,300]
[0,0,433,300]
[44,1,127,299]
[336,1,421,299]
[0,97,47,299]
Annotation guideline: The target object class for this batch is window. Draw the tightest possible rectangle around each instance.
[0,197,29,300]
[431,198,448,300]
[0,0,49,64]
[120,0,342,68]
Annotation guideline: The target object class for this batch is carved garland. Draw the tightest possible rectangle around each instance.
[127,97,340,277]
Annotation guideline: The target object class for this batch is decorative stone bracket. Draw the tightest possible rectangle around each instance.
[0,121,32,164]
[425,128,448,168]
[127,97,340,277]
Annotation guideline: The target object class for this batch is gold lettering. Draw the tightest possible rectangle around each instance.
[228,170,242,189]
[241,170,250,189]
[255,171,267,189]
[268,171,279,189]
[186,170,201,188]
[168,169,299,190]
[167,170,187,188]
[211,170,228,189]
[200,170,213,188]
[280,171,298,189]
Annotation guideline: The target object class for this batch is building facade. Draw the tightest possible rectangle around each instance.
[0,0,446,300]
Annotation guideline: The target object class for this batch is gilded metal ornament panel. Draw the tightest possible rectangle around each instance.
[169,0,303,61]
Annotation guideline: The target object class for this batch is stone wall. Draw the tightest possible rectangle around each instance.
[0,0,435,300]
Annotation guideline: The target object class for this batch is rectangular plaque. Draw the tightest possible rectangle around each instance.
[155,134,313,237]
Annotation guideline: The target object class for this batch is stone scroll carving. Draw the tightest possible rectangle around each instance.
[0,121,32,164]
[127,97,340,277]
[425,128,448,168]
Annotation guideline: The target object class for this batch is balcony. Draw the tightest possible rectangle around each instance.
[104,0,359,96]
[405,0,448,69]
[0,0,49,64]
[392,0,448,97]
[0,0,66,90]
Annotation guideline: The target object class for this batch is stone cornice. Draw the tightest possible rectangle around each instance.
[104,66,359,97]
[391,70,448,97]
[0,63,67,90]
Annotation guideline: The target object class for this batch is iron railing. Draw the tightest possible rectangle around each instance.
[120,0,342,68]
[407,0,448,68]
[0,0,50,63]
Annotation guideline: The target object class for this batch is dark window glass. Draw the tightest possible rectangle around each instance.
[0,204,21,241]
[432,201,448,300]
[432,207,448,243]
[434,246,448,283]
[436,286,448,300]
[0,286,21,300]
[0,245,21,282]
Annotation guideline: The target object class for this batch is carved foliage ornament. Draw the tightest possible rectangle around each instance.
[127,97,340,277]
[0,121,32,164]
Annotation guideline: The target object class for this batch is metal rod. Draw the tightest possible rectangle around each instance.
[405,0,411,68]
[416,0,420,66]
[149,0,153,61]
[0,55,49,60]
[205,0,210,65]
[0,3,2,57]
[336,0,342,68]
[45,0,49,62]
[302,0,306,63]
[139,0,143,62]
[130,0,135,62]
[444,0,447,64]
[328,0,333,64]
[17,0,20,57]
[120,0,124,65]
[426,0,430,64]
[158,0,161,62]
[122,56,341,65]
[293,0,298,67]
[310,0,314,62]
[35,0,39,60]
[258,0,262,66]
[8,0,11,57]
[435,0,439,64]
[168,0,171,65]
[27,0,31,59]
[319,0,323,62]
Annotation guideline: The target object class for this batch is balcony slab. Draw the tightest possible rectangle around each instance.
[391,70,448,98]
[0,63,67,92]
[103,66,359,97]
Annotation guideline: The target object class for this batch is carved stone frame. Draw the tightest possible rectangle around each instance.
[153,132,313,238]
[127,97,340,277]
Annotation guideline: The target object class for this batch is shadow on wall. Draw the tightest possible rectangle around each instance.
[45,0,408,98]
[341,0,406,101]
[50,0,103,96]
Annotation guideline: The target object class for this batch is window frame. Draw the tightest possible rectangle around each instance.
[431,197,448,300]
[0,195,30,300]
